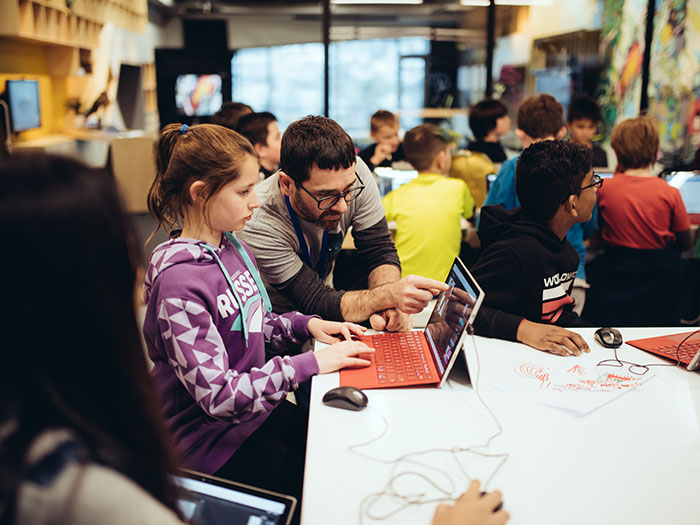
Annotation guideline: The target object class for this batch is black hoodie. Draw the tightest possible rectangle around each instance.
[471,205,586,341]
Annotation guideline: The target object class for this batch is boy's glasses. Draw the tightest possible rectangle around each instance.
[296,172,366,210]
[580,173,604,191]
[561,173,604,204]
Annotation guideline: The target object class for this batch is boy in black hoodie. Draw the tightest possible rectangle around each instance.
[471,140,600,356]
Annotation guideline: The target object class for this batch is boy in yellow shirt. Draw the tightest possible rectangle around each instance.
[383,124,475,281]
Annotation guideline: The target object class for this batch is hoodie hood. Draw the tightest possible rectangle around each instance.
[478,205,564,252]
[143,236,221,303]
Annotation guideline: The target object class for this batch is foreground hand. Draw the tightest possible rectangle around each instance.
[314,340,374,374]
[432,480,509,525]
[369,308,413,332]
[389,275,449,314]
[516,319,590,356]
[308,318,367,344]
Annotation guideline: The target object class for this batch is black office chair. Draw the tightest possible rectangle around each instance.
[583,246,683,327]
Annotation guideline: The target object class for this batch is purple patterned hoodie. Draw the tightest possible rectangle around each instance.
[143,234,319,474]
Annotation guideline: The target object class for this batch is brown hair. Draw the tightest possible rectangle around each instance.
[211,101,253,130]
[517,94,563,139]
[469,98,508,140]
[370,109,399,134]
[611,116,659,171]
[148,123,257,235]
[403,124,449,172]
[280,115,356,184]
[237,111,277,147]
[0,154,183,521]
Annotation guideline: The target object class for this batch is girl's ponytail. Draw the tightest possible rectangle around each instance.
[146,123,258,243]
[147,124,185,240]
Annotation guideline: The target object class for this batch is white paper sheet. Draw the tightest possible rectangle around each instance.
[487,353,654,417]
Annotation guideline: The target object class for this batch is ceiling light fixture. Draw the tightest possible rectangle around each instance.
[332,0,423,5]
[460,0,553,5]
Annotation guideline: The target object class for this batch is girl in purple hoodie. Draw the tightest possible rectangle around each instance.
[142,123,372,513]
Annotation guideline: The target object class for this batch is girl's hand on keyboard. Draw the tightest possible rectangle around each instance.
[314,340,374,374]
[308,319,367,344]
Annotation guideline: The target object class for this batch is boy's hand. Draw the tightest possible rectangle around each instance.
[431,480,509,525]
[516,319,590,356]
[308,318,367,344]
[370,142,395,166]
[314,340,374,374]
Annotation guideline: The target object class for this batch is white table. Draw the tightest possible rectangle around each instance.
[302,327,700,525]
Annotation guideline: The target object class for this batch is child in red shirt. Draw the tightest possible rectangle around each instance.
[584,116,692,326]
[597,116,691,251]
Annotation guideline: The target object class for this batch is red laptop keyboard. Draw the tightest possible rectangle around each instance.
[637,341,700,363]
[626,331,700,366]
[363,332,434,385]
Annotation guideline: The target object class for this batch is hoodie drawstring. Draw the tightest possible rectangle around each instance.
[199,234,271,346]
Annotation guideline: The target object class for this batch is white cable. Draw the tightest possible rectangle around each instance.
[349,332,509,523]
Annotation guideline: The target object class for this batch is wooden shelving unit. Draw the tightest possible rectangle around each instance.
[142,61,159,132]
[0,0,147,50]
[17,0,101,48]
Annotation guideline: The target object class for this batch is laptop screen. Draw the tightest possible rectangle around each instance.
[374,167,419,197]
[175,470,296,525]
[665,171,700,214]
[423,258,485,378]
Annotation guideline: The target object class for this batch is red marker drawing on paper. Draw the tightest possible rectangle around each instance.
[515,363,643,392]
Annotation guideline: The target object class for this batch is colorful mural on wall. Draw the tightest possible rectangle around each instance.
[648,0,694,166]
[598,0,648,141]
[601,0,700,166]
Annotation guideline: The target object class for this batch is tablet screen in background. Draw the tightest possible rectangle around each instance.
[666,172,700,214]
[374,167,418,197]
[679,177,700,214]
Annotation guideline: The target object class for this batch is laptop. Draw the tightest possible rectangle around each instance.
[374,166,419,197]
[626,331,700,371]
[339,257,485,389]
[175,469,296,525]
[666,171,700,224]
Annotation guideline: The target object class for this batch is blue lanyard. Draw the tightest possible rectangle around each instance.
[199,233,271,346]
[285,195,328,278]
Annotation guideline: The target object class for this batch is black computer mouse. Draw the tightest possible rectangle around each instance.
[322,386,368,411]
[594,327,623,349]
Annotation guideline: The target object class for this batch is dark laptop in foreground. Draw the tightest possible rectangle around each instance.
[175,469,296,525]
[340,257,485,389]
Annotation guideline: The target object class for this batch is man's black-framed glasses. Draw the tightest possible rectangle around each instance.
[296,172,366,210]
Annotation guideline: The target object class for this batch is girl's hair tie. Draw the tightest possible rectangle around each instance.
[180,124,189,135]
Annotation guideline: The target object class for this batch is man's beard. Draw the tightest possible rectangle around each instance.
[293,194,342,231]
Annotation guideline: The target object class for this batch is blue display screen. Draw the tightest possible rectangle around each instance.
[7,80,40,132]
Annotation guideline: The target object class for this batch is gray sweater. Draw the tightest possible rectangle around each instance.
[14,429,184,525]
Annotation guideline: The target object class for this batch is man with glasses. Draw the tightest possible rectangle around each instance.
[471,140,598,356]
[238,115,447,333]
